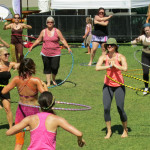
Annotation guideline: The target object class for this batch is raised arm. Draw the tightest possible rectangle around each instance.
[57,117,85,147]
[131,35,143,45]
[21,23,32,29]
[3,22,12,30]
[6,116,30,135]
[96,55,110,71]
[35,78,48,92]
[56,29,72,53]
[0,37,10,48]
[1,77,18,94]
[94,15,112,26]
[29,30,43,51]
[8,62,20,71]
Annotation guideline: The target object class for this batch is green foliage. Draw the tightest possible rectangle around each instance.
[0,22,150,150]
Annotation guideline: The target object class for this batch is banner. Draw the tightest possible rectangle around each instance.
[12,0,21,15]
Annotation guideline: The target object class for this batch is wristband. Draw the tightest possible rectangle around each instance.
[23,128,26,131]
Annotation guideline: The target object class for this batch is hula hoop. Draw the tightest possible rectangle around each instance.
[24,50,74,88]
[80,62,97,66]
[12,34,37,40]
[106,74,150,94]
[18,101,92,111]
[48,52,74,88]
[134,49,150,68]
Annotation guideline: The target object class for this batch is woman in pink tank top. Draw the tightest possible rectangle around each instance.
[96,38,128,139]
[6,91,85,150]
[29,16,71,86]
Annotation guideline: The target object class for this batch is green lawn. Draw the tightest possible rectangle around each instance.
[0,21,150,150]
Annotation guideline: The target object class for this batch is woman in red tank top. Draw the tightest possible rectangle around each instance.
[3,14,32,62]
[29,16,71,86]
[96,38,128,139]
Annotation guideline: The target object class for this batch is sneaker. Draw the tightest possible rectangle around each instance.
[143,88,148,95]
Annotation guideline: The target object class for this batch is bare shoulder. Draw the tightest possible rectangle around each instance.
[48,114,65,122]
[30,77,41,82]
[99,54,107,60]
[118,53,126,60]
[12,76,20,81]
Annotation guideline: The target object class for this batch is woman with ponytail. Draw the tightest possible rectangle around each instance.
[2,58,48,150]
[6,91,85,150]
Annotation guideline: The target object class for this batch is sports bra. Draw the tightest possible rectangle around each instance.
[18,78,38,98]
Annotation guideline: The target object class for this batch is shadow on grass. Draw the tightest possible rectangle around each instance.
[136,88,150,97]
[102,124,132,135]
[44,80,77,88]
[0,123,9,129]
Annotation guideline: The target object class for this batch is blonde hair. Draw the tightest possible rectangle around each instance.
[86,17,92,25]
[46,16,55,25]
[0,47,8,55]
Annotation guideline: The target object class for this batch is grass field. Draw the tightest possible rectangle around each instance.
[0,21,150,150]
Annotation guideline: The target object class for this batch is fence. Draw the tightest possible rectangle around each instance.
[27,14,147,42]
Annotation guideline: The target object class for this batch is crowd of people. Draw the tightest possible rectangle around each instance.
[0,7,150,150]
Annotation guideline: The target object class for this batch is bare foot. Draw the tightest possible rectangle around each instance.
[46,83,51,87]
[121,129,128,138]
[88,62,92,66]
[52,81,57,85]
[104,131,112,139]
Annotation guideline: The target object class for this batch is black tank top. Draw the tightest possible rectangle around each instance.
[92,24,108,36]
[11,28,23,44]
[0,71,11,85]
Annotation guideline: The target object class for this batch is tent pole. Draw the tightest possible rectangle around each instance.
[85,9,88,15]
[27,0,29,11]
[20,0,22,23]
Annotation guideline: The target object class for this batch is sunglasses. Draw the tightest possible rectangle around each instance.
[47,22,54,24]
[99,12,104,15]
[3,53,10,57]
[14,17,20,19]
[106,44,116,47]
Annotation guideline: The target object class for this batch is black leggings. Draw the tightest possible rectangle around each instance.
[142,52,150,88]
[42,55,60,75]
[103,84,127,122]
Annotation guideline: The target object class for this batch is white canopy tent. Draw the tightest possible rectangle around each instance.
[51,0,149,14]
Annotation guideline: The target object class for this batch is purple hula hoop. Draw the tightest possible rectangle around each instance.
[19,101,92,111]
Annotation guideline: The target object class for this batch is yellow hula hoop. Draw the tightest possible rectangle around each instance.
[123,69,150,76]
[106,74,150,94]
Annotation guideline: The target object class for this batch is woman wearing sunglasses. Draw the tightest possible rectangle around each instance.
[0,47,19,128]
[29,16,71,86]
[88,7,112,66]
[96,38,128,139]
[3,14,32,62]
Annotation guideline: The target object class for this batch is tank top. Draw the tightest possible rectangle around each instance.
[41,28,61,57]
[0,71,11,85]
[92,18,108,36]
[85,24,92,36]
[104,53,124,87]
[28,112,56,150]
[11,28,23,44]
[142,36,150,54]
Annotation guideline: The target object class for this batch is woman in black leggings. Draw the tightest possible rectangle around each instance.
[131,23,150,95]
[96,38,128,139]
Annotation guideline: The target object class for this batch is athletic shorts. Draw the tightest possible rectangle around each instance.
[91,35,108,43]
